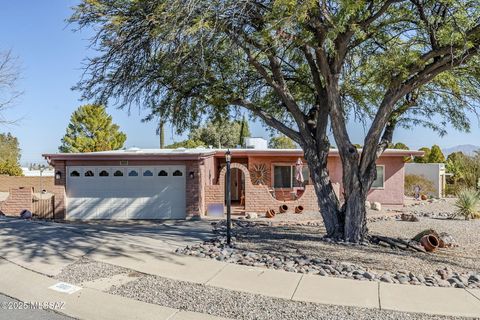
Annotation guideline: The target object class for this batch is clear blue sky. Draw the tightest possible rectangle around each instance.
[1,1,479,165]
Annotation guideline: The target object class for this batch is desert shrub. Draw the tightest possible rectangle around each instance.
[452,189,480,220]
[444,184,459,197]
[404,174,436,197]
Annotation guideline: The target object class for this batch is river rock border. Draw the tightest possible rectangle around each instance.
[175,221,480,289]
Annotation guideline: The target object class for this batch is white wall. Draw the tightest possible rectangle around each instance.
[405,163,445,198]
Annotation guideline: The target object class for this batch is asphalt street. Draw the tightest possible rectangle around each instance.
[0,293,74,320]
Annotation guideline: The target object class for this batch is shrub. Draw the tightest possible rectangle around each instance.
[0,160,23,176]
[452,189,480,220]
[404,174,436,197]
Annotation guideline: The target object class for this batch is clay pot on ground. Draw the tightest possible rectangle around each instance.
[279,204,288,213]
[294,205,304,214]
[265,209,276,218]
[420,234,440,252]
[421,194,428,201]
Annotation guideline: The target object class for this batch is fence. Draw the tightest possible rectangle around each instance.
[32,195,55,219]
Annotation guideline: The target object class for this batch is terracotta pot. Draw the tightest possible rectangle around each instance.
[265,209,276,218]
[421,194,428,201]
[420,234,439,252]
[294,205,304,214]
[279,204,288,213]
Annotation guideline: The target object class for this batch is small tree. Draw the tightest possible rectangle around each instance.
[238,115,249,147]
[59,104,127,153]
[269,135,297,149]
[428,145,446,163]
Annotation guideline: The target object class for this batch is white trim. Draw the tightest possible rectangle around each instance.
[371,165,385,189]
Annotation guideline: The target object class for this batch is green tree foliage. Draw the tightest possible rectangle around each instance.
[71,0,480,242]
[0,133,20,163]
[59,105,127,153]
[0,159,23,176]
[165,119,250,148]
[414,145,446,163]
[391,142,409,150]
[165,139,205,149]
[415,147,431,163]
[238,115,249,147]
[428,145,446,163]
[269,135,297,149]
[189,119,250,148]
[446,151,480,189]
[0,133,22,176]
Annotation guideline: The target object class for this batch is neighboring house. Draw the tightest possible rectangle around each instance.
[43,148,423,220]
[405,163,448,198]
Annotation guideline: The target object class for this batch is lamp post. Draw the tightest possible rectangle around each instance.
[225,149,232,246]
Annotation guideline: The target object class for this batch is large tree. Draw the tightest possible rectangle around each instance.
[59,104,127,153]
[71,0,480,242]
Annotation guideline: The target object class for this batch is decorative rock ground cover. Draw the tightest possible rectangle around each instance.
[176,218,480,289]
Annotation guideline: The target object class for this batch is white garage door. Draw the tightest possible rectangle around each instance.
[66,166,186,220]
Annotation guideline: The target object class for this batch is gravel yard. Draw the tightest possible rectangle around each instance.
[230,217,480,276]
[110,273,470,320]
[180,198,480,288]
[55,257,129,284]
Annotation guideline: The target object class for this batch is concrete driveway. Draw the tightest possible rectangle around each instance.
[0,216,214,276]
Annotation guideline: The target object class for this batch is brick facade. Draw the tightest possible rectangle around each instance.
[0,176,55,193]
[203,162,338,215]
[0,187,33,216]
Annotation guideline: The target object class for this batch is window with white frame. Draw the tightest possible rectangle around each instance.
[371,165,385,189]
[273,165,310,188]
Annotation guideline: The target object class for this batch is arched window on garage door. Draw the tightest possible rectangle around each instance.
[143,170,153,177]
[70,170,80,177]
[99,170,109,177]
[128,170,139,177]
[158,170,168,176]
[85,170,94,177]
[113,170,124,177]
[173,170,183,176]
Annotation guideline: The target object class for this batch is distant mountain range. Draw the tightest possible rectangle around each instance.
[443,144,480,156]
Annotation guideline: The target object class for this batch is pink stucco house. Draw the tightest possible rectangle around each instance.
[43,148,422,220]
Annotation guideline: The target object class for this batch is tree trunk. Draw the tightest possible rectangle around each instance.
[342,158,370,242]
[159,122,165,149]
[303,142,370,242]
[303,143,344,238]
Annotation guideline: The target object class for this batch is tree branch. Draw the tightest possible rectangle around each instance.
[231,98,301,143]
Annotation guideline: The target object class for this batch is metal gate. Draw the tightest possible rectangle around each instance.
[32,195,55,219]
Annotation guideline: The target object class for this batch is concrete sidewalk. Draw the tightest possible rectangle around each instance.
[84,243,480,318]
[0,259,229,320]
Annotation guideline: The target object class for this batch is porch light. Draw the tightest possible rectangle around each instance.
[55,171,62,180]
[189,171,195,179]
